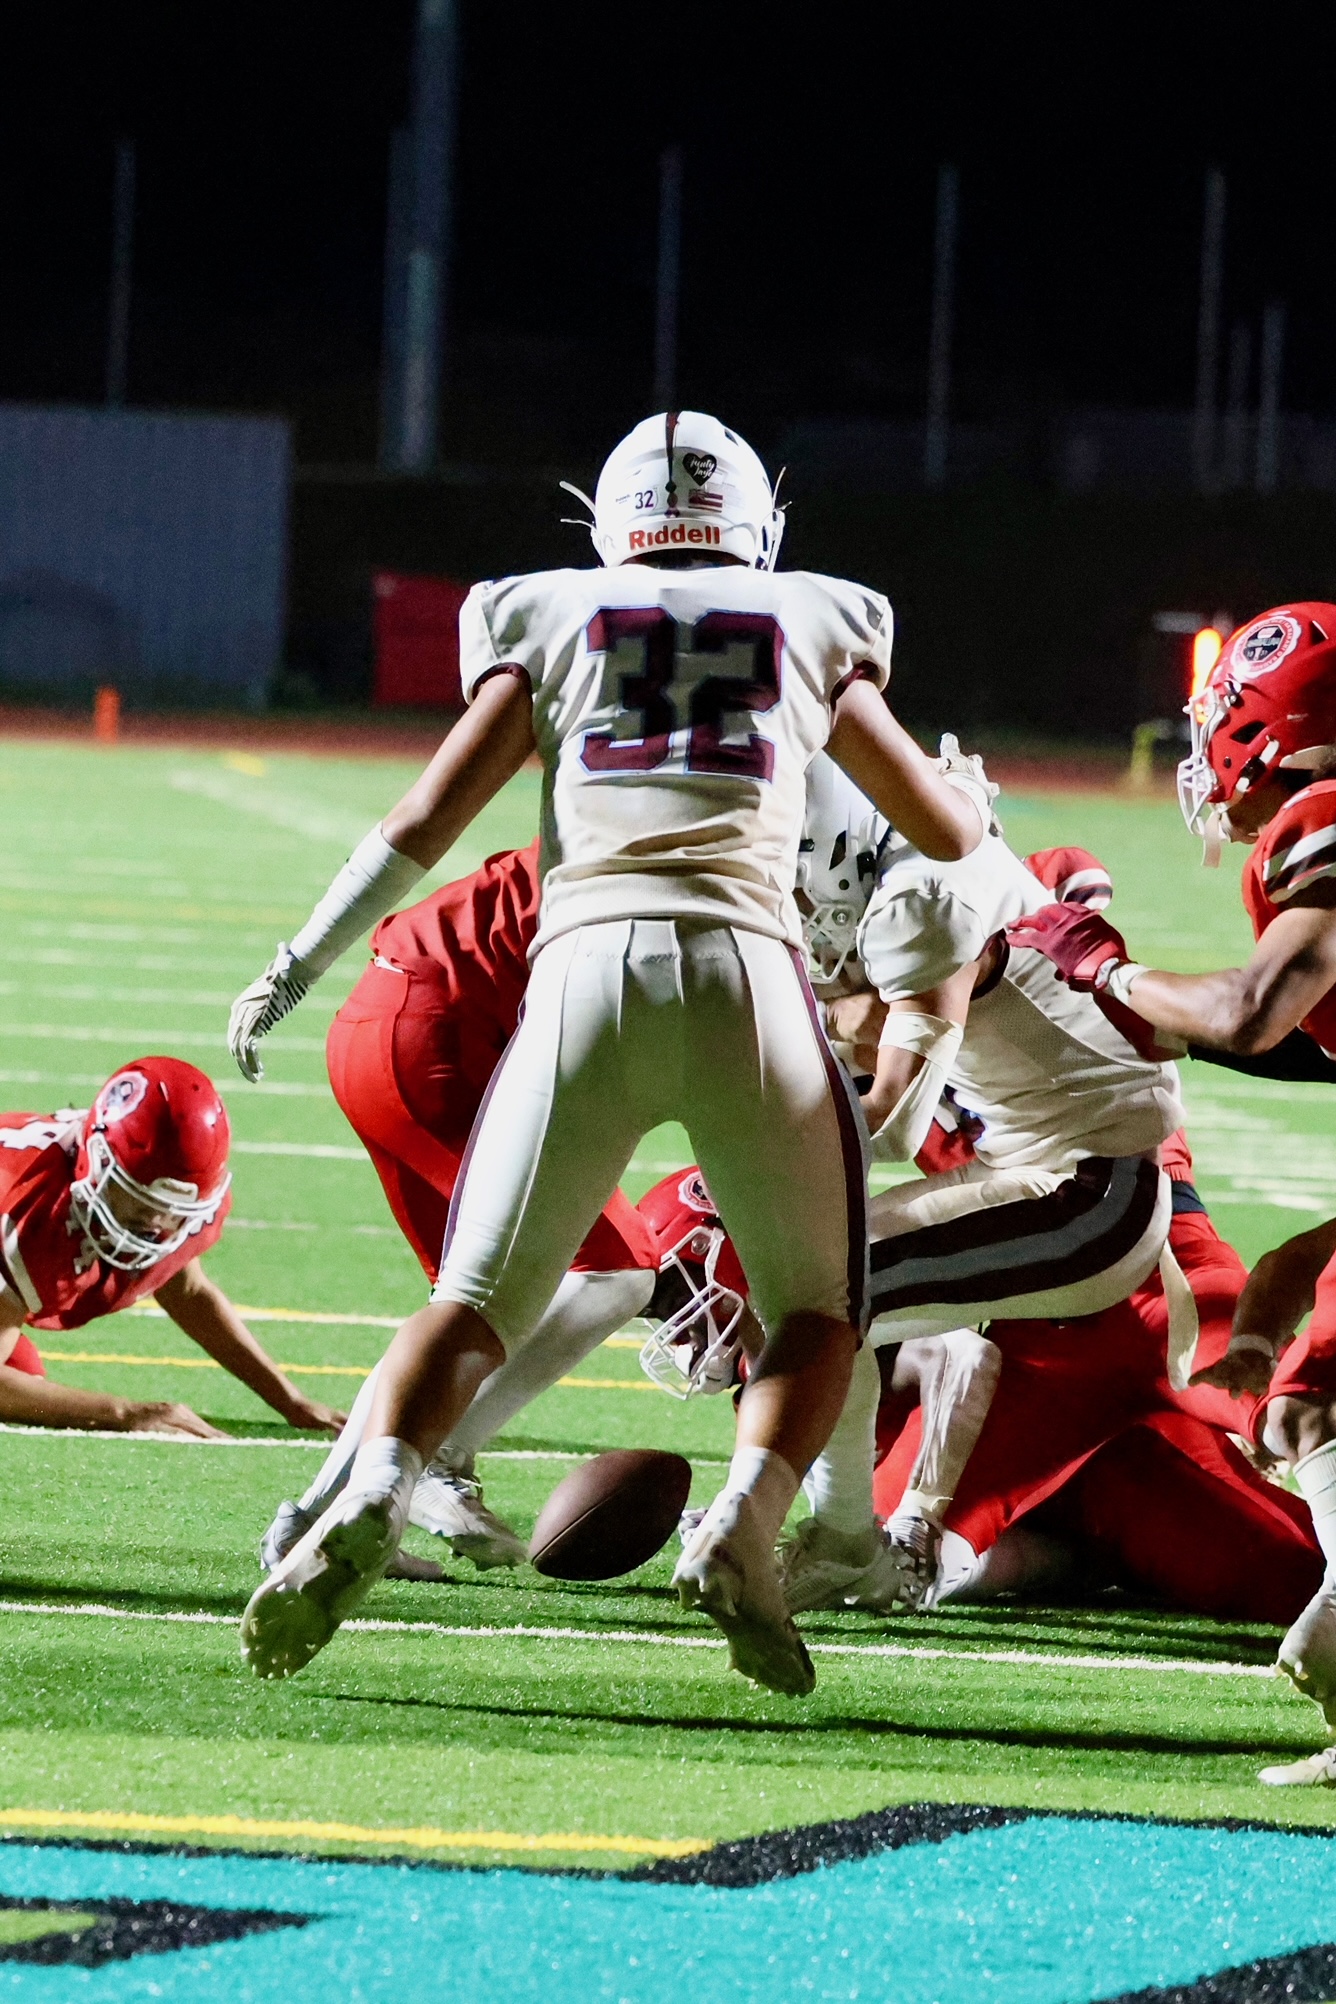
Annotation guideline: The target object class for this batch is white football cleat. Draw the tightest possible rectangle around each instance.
[241,1489,400,1680]
[259,1496,444,1584]
[1258,1745,1336,1787]
[674,1497,815,1697]
[1277,1585,1336,1728]
[776,1516,893,1614]
[408,1460,528,1569]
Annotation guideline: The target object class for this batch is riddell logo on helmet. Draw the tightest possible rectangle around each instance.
[1230,612,1302,678]
[627,523,722,550]
[97,1072,149,1123]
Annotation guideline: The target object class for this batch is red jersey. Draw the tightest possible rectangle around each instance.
[0,1111,229,1331]
[370,842,540,1041]
[1243,779,1336,1056]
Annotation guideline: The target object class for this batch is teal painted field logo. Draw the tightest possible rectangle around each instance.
[4,1805,1336,2001]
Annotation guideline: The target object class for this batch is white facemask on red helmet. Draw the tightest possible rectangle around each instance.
[70,1057,232,1271]
[1178,603,1336,863]
[564,411,785,571]
[635,1169,747,1398]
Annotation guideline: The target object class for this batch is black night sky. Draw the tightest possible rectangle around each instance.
[2,3,1332,468]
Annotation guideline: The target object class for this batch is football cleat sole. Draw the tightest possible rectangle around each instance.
[240,1497,398,1681]
[675,1516,815,1698]
[1258,1746,1336,1787]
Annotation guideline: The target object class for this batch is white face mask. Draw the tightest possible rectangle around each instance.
[69,1130,229,1271]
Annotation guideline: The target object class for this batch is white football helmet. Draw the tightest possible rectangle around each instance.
[564,411,785,570]
[797,755,892,983]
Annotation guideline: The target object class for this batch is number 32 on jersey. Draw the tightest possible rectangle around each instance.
[580,608,783,780]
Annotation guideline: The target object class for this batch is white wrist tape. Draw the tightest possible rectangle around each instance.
[288,826,428,979]
[1102,961,1149,1006]
[898,1487,952,1524]
[1230,1331,1280,1358]
[868,1012,964,1161]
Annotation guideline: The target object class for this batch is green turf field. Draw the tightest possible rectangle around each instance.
[3,736,1336,1883]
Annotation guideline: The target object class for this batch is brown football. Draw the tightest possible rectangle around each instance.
[528,1448,694,1580]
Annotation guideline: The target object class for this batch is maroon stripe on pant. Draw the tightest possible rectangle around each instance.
[870,1155,1162,1313]
[788,945,868,1327]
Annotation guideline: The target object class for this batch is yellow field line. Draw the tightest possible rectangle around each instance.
[0,1806,706,1857]
[41,1351,656,1390]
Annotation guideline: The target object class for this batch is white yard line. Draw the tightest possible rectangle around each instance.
[0,1425,633,1460]
[0,1597,1278,1679]
[230,1141,372,1161]
[0,1071,332,1098]
[0,1024,328,1053]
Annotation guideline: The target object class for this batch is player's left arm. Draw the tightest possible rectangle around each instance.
[828,678,983,862]
[228,672,535,1080]
[154,1261,346,1433]
[900,1327,1003,1519]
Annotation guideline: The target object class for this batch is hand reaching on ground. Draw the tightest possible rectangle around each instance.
[121,1401,229,1439]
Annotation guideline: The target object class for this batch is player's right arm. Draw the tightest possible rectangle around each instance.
[828,678,983,862]
[0,1286,223,1435]
[229,670,535,1081]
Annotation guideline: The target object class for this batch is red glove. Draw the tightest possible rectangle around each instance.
[1005,902,1130,991]
[1007,902,1178,1061]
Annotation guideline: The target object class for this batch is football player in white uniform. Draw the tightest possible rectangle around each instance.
[781,759,1187,1610]
[229,412,983,1694]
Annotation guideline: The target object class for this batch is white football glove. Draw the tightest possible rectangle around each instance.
[228,945,312,1082]
[937,733,1000,833]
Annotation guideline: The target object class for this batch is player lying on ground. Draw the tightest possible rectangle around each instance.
[871,1142,1322,1645]
[263,775,995,1577]
[779,771,1187,1611]
[258,839,659,1575]
[1007,603,1336,1778]
[0,1059,343,1439]
[231,409,983,1694]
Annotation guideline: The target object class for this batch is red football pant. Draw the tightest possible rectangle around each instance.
[327,961,656,1283]
[3,1333,43,1378]
[1037,1411,1321,1625]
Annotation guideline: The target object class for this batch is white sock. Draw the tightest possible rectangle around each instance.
[702,1445,801,1550]
[440,1268,655,1468]
[800,1340,880,1535]
[345,1436,424,1541]
[299,1363,381,1517]
[1294,1438,1336,1583]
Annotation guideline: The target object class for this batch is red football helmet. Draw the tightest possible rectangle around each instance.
[70,1058,232,1271]
[1024,846,1113,910]
[635,1169,747,1398]
[1178,603,1336,859]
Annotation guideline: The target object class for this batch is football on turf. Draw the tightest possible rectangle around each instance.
[528,1449,694,1580]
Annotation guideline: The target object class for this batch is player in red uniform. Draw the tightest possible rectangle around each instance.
[1009,604,1336,1778]
[0,1058,342,1438]
[871,1148,1322,1625]
[256,842,660,1573]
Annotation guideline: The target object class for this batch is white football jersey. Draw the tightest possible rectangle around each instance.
[858,830,1185,1171]
[460,565,892,950]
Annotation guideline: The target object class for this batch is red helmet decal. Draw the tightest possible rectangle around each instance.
[96,1071,149,1124]
[1227,611,1303,680]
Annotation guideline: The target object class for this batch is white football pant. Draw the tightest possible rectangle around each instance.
[433,918,868,1344]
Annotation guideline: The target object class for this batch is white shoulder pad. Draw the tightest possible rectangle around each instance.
[791,572,893,690]
[859,832,1041,999]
